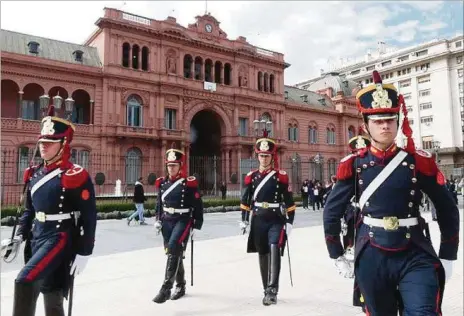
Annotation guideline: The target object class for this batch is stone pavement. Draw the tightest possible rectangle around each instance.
[1,210,462,316]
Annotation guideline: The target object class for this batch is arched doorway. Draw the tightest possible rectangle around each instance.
[189,110,222,195]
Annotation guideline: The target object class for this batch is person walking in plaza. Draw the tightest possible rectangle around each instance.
[127,177,147,225]
[220,181,227,200]
[239,130,296,306]
[1,102,97,316]
[323,70,459,315]
[301,179,310,209]
[152,146,204,304]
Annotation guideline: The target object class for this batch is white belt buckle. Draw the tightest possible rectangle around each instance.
[166,207,175,214]
[36,212,46,222]
[261,202,269,209]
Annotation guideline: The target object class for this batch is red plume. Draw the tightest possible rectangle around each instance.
[372,70,382,84]
[398,94,415,153]
[47,104,55,116]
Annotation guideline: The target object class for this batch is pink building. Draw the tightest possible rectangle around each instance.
[1,8,361,205]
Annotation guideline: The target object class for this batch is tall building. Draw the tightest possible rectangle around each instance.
[297,35,464,166]
[1,7,360,205]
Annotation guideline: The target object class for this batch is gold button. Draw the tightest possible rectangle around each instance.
[406,233,411,239]
[409,164,415,169]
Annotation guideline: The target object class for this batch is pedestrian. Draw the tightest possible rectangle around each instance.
[1,102,97,316]
[127,177,147,225]
[220,181,227,200]
[323,70,459,315]
[239,130,296,306]
[301,180,309,209]
[152,146,204,303]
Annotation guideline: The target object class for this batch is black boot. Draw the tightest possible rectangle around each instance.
[43,290,65,316]
[12,282,40,316]
[258,253,269,291]
[153,254,180,304]
[171,259,186,300]
[262,244,281,306]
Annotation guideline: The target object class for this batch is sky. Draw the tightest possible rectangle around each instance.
[1,0,463,85]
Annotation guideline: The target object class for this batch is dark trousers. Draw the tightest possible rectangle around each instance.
[161,217,192,255]
[356,243,441,316]
[17,231,72,292]
[302,194,309,208]
[313,196,321,210]
[252,216,285,255]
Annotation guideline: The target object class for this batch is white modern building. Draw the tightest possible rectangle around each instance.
[297,35,464,166]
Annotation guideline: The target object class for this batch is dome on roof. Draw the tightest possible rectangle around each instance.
[304,73,359,97]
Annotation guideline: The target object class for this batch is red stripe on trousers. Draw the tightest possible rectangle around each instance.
[25,232,68,282]
[278,226,285,248]
[178,220,192,244]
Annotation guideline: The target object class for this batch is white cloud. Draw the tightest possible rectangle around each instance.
[400,1,444,11]
[419,22,448,32]
[0,1,455,85]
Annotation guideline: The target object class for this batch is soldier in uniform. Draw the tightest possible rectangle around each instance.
[323,70,460,315]
[2,103,97,316]
[152,147,204,304]
[239,133,296,306]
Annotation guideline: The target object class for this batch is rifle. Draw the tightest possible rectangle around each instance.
[190,226,194,286]
[68,274,75,316]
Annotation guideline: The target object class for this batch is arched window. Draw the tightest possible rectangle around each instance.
[141,46,149,71]
[348,125,356,140]
[194,57,203,80]
[126,95,143,127]
[288,119,299,142]
[224,63,232,85]
[264,73,269,92]
[214,61,222,84]
[122,42,130,68]
[184,55,193,78]
[326,125,336,144]
[309,122,318,144]
[132,44,140,69]
[17,146,40,182]
[205,59,213,82]
[125,148,142,185]
[257,71,263,91]
[269,74,275,93]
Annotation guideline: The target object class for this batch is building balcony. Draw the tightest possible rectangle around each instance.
[1,117,96,134]
[104,124,158,139]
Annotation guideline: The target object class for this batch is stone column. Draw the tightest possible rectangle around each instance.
[220,65,224,84]
[190,60,195,79]
[237,145,242,191]
[211,62,215,83]
[221,149,226,180]
[89,100,94,124]
[225,147,230,183]
[137,48,142,70]
[161,140,167,174]
[18,90,24,118]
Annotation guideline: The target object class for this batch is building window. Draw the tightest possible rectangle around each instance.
[409,119,414,125]
[126,95,142,127]
[165,109,176,130]
[224,63,232,85]
[421,116,433,124]
[351,69,360,75]
[422,136,433,149]
[257,72,263,91]
[132,44,140,69]
[366,65,375,71]
[309,125,318,144]
[326,127,336,144]
[269,74,275,93]
[71,149,90,169]
[416,63,430,72]
[381,60,392,67]
[398,55,409,62]
[71,103,85,124]
[348,126,355,140]
[288,124,298,141]
[460,97,464,107]
[17,146,29,182]
[21,100,39,120]
[125,148,142,185]
[406,106,413,112]
[419,89,431,97]
[456,41,462,48]
[239,118,248,136]
[458,69,463,78]
[420,102,432,110]
[403,92,412,100]
[327,159,337,178]
[457,56,463,64]
[399,80,411,88]
[122,42,130,67]
[417,75,430,84]
[141,46,149,71]
[416,49,428,57]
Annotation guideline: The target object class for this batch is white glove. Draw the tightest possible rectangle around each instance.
[191,228,197,239]
[441,259,454,282]
[70,255,90,276]
[154,220,162,231]
[334,255,354,278]
[239,221,248,230]
[285,223,293,237]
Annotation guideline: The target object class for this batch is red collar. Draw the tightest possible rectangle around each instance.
[369,144,398,159]
[258,168,273,175]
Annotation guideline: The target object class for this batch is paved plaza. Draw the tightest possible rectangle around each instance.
[1,208,463,316]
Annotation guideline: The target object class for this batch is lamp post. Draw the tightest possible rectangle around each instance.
[433,140,441,163]
[39,94,50,118]
[253,118,273,137]
[314,152,323,181]
[64,97,75,120]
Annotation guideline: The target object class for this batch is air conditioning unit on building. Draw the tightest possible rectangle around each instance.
[204,81,216,92]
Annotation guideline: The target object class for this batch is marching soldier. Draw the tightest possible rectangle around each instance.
[1,102,97,316]
[239,131,296,306]
[152,146,204,304]
[323,70,460,315]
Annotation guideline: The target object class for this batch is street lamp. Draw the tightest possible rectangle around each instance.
[39,94,50,117]
[254,118,273,137]
[53,93,63,110]
[433,141,441,163]
[64,97,75,120]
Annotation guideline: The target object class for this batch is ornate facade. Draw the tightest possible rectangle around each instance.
[1,8,361,202]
